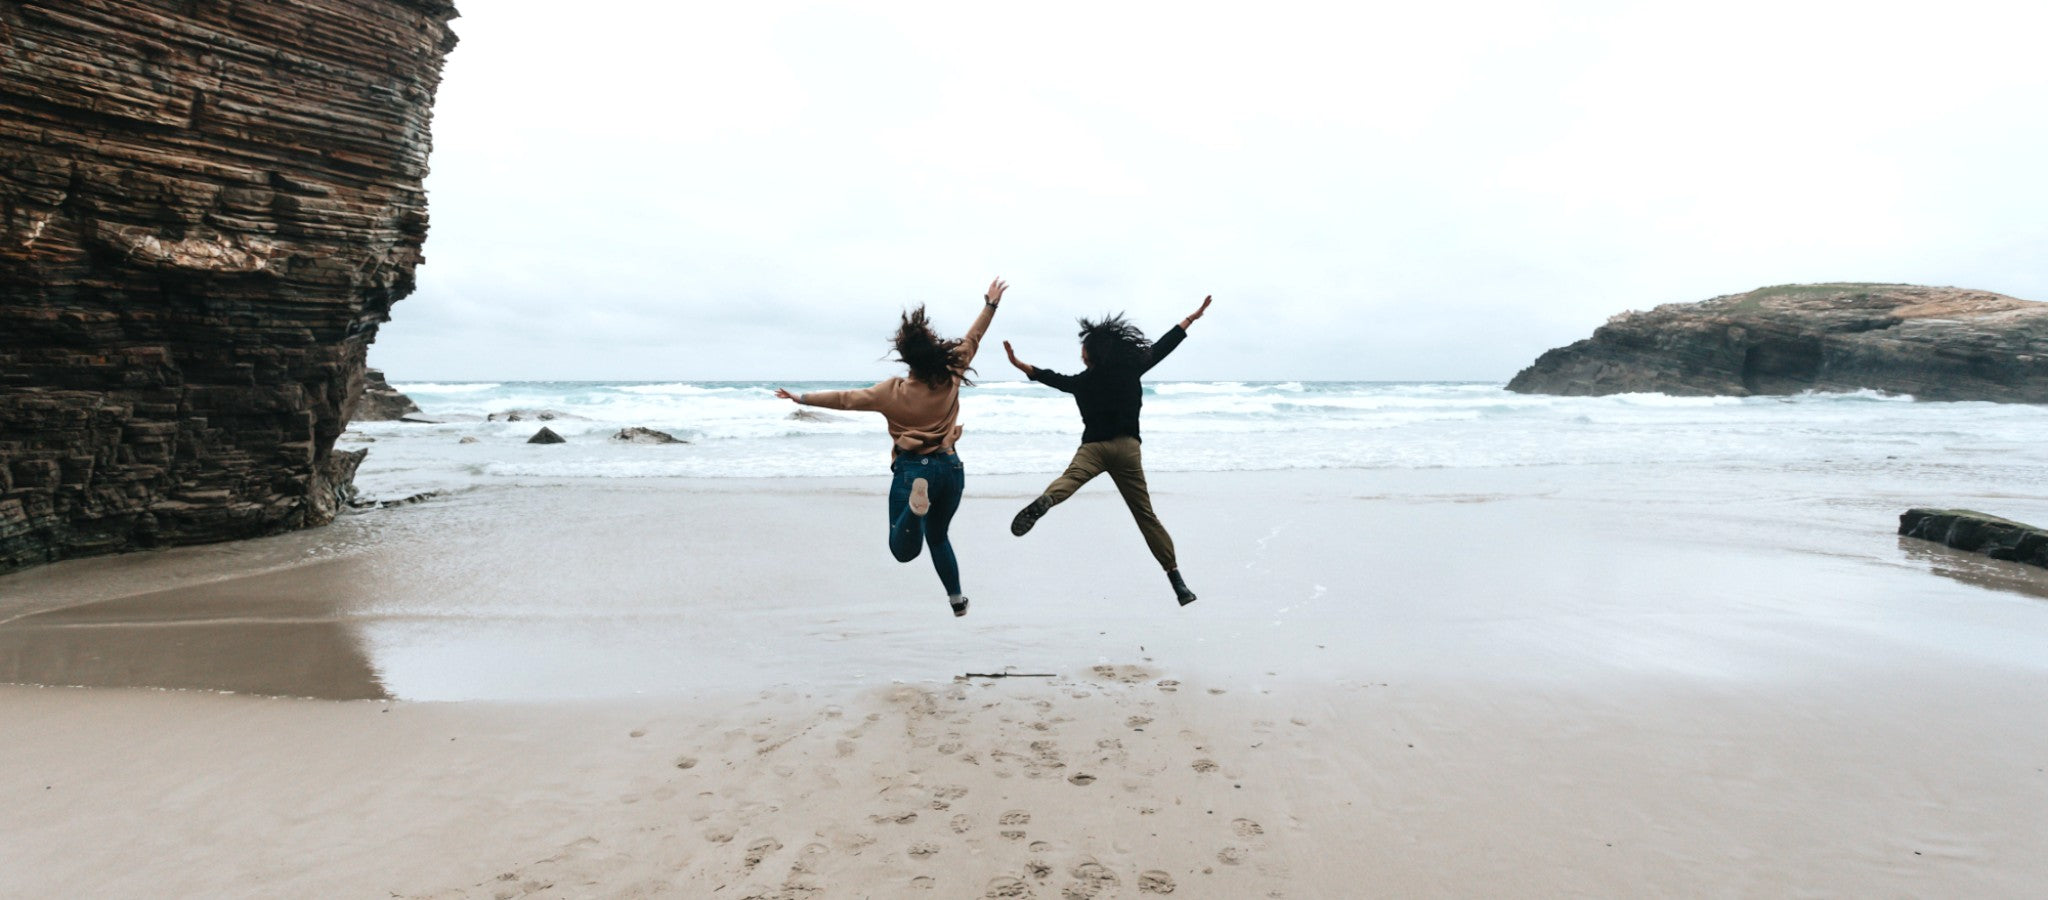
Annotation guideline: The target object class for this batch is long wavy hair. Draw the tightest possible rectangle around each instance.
[893,305,974,390]
[1077,313,1152,371]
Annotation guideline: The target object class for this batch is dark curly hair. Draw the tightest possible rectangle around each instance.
[1077,313,1152,371]
[893,305,975,390]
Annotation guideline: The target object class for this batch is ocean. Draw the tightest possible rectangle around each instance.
[347,381,2048,502]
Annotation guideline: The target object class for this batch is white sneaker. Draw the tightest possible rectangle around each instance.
[909,477,931,516]
[949,594,969,617]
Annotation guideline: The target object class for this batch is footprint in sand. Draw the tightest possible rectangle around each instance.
[951,814,974,834]
[1063,860,1119,899]
[1125,715,1153,728]
[674,755,699,770]
[743,837,782,869]
[1191,759,1219,774]
[1232,818,1265,837]
[1001,810,1032,826]
[987,876,1034,898]
[1290,717,1310,727]
[790,843,830,874]
[705,827,737,844]
[1025,858,1053,879]
[933,785,970,800]
[1156,680,1180,693]
[1067,773,1097,786]
[911,875,935,890]
[1217,847,1247,866]
[1207,688,1226,695]
[908,841,940,858]
[1138,870,1177,894]
[870,812,919,825]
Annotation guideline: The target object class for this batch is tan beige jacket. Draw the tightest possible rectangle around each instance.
[800,303,996,455]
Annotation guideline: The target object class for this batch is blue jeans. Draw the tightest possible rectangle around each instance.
[889,451,964,595]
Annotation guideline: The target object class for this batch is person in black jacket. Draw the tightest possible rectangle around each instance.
[1002,296,1212,606]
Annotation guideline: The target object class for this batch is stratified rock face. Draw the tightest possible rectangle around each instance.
[1506,284,2048,401]
[355,368,421,421]
[0,0,460,575]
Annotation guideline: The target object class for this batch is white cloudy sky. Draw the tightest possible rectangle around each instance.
[371,0,2048,382]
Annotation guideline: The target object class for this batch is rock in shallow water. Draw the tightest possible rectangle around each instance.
[488,409,585,423]
[611,427,687,444]
[1899,509,2048,569]
[528,428,567,445]
[789,409,852,423]
[1507,284,2048,402]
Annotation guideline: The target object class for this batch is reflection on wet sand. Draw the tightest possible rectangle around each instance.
[0,558,388,700]
[1899,537,2048,601]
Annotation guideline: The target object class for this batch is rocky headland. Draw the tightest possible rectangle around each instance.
[1507,284,2048,401]
[0,0,460,575]
[354,368,422,421]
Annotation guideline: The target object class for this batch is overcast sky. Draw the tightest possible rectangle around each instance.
[370,0,2048,382]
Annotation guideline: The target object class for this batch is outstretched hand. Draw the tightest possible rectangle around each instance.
[774,388,802,404]
[1003,340,1032,375]
[1181,295,1212,330]
[985,278,1008,306]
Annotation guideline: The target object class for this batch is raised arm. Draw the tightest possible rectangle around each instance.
[775,382,887,411]
[1005,340,1082,393]
[1143,295,1211,373]
[952,278,1007,369]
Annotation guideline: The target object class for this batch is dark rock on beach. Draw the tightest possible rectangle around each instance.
[1507,284,2048,402]
[1899,509,2048,570]
[527,428,566,445]
[611,427,686,444]
[354,369,423,422]
[0,0,460,575]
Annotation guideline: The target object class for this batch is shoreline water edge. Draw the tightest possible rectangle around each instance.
[346,379,2048,499]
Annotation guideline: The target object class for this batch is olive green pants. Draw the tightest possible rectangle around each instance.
[1041,436,1178,571]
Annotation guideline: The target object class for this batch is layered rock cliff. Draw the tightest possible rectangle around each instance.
[0,0,459,575]
[1507,284,2048,401]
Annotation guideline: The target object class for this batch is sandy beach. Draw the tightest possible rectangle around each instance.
[6,464,2048,897]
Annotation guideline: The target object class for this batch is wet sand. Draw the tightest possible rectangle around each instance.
[5,465,2048,896]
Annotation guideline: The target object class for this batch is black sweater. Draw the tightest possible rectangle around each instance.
[1028,324,1187,444]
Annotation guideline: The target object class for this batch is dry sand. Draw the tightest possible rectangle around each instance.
[6,465,2048,897]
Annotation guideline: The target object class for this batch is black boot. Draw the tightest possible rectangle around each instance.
[1010,495,1053,536]
[1168,570,1197,606]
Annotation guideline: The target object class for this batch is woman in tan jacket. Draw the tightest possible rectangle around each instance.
[776,278,1007,617]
